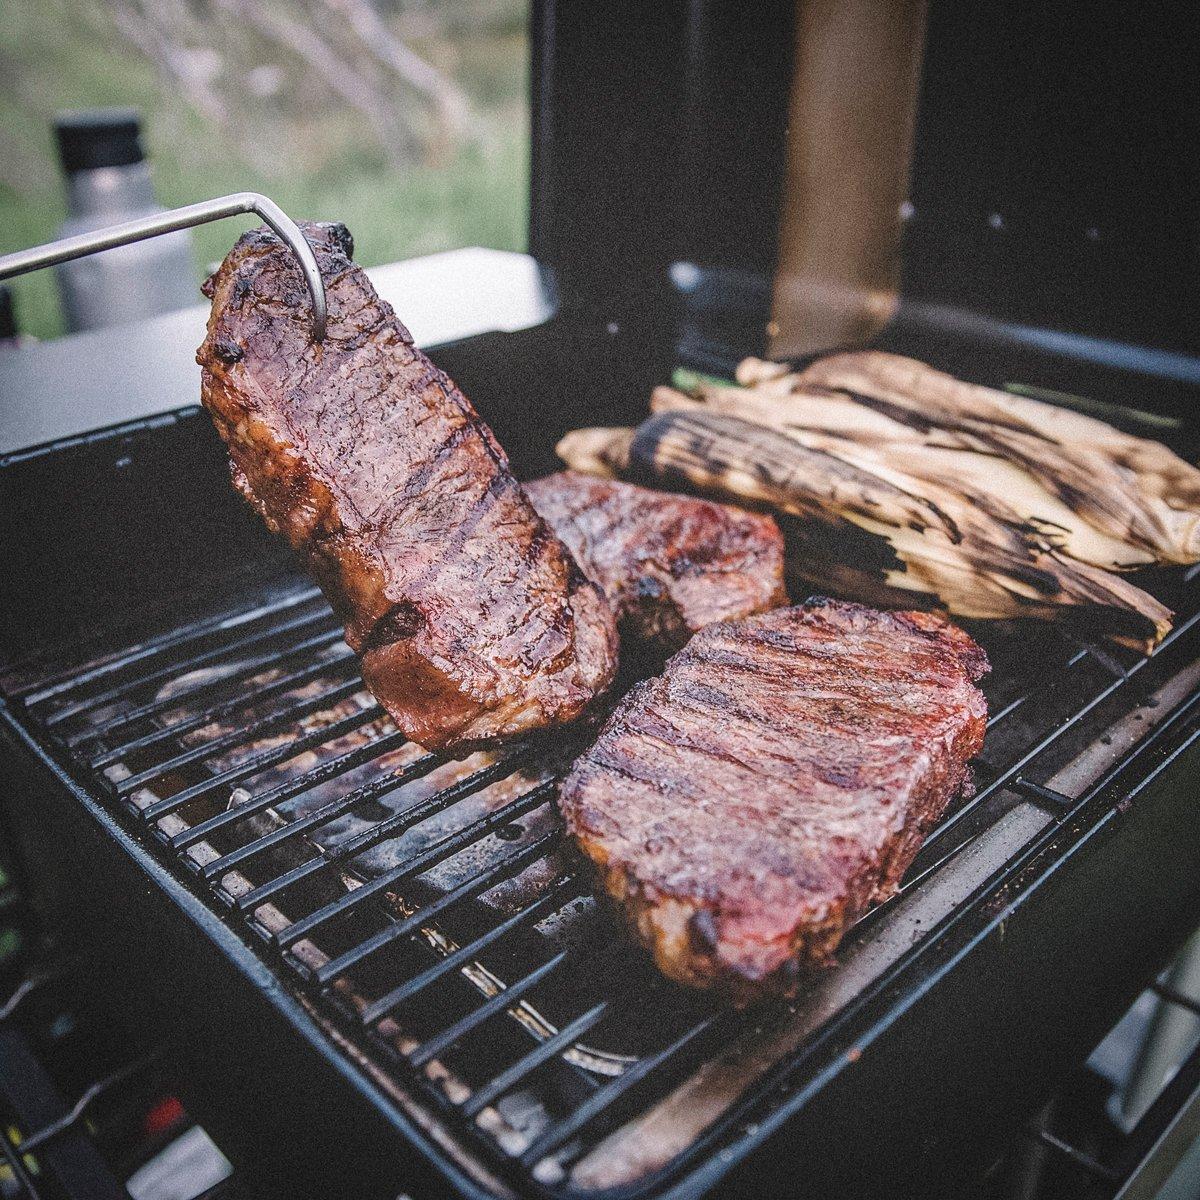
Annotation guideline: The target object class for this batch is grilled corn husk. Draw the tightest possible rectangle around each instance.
[556,351,1200,651]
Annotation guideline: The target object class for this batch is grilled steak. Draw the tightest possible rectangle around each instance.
[559,599,988,1001]
[197,224,617,754]
[524,472,788,653]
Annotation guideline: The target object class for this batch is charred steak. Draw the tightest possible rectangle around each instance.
[559,599,988,1001]
[197,224,617,754]
[524,472,788,653]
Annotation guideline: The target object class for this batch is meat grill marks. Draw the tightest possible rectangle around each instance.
[559,600,988,1002]
[197,223,617,755]
[524,472,788,654]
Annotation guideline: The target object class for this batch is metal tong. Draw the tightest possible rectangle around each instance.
[0,191,327,341]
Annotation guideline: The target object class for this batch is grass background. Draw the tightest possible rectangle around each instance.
[0,0,530,339]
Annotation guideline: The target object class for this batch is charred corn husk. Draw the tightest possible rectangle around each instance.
[770,351,1200,564]
[648,383,1158,570]
[557,349,1196,651]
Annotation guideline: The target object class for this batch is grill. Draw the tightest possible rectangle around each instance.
[2,415,1200,1196]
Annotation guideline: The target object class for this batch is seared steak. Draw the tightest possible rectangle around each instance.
[197,224,617,754]
[559,599,988,1002]
[524,472,788,653]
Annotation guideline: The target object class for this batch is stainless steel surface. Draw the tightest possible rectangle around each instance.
[0,192,327,342]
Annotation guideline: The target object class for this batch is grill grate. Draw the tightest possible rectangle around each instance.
[7,568,1200,1196]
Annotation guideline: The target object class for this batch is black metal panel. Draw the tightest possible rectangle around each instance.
[903,0,1200,355]
[0,410,292,689]
[673,0,795,281]
[529,0,689,317]
[529,0,794,359]
[530,0,1200,374]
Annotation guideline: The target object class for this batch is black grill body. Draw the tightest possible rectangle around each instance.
[3,3,1200,1198]
[3,319,1200,1200]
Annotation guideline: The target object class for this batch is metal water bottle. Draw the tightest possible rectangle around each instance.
[53,108,198,332]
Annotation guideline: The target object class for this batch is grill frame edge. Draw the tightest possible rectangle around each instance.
[0,704,514,1200]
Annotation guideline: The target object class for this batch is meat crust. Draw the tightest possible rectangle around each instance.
[524,472,788,653]
[197,223,617,754]
[558,599,988,1002]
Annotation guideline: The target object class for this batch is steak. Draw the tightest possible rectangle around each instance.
[559,599,988,1002]
[197,224,617,754]
[524,472,788,653]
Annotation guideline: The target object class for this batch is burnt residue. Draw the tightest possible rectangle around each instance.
[211,338,244,365]
[362,600,426,652]
[325,221,355,261]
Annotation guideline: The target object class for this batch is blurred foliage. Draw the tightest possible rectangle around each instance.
[0,0,530,339]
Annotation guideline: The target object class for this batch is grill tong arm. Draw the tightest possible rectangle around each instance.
[0,191,327,341]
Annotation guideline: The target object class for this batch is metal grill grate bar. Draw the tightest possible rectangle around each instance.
[979,692,1028,730]
[198,748,441,878]
[1009,776,1073,809]
[12,585,322,706]
[361,878,583,1026]
[87,641,356,768]
[240,748,537,913]
[908,612,1199,861]
[315,831,564,987]
[517,1009,735,1169]
[44,603,335,728]
[461,998,615,1120]
[172,728,415,851]
[140,704,385,821]
[270,780,558,940]
[407,951,570,1069]
[1035,1129,1120,1182]
[114,676,366,796]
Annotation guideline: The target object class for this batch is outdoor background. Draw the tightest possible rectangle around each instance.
[0,0,530,339]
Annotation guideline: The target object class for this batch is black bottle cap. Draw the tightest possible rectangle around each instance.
[0,286,16,341]
[54,108,144,173]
